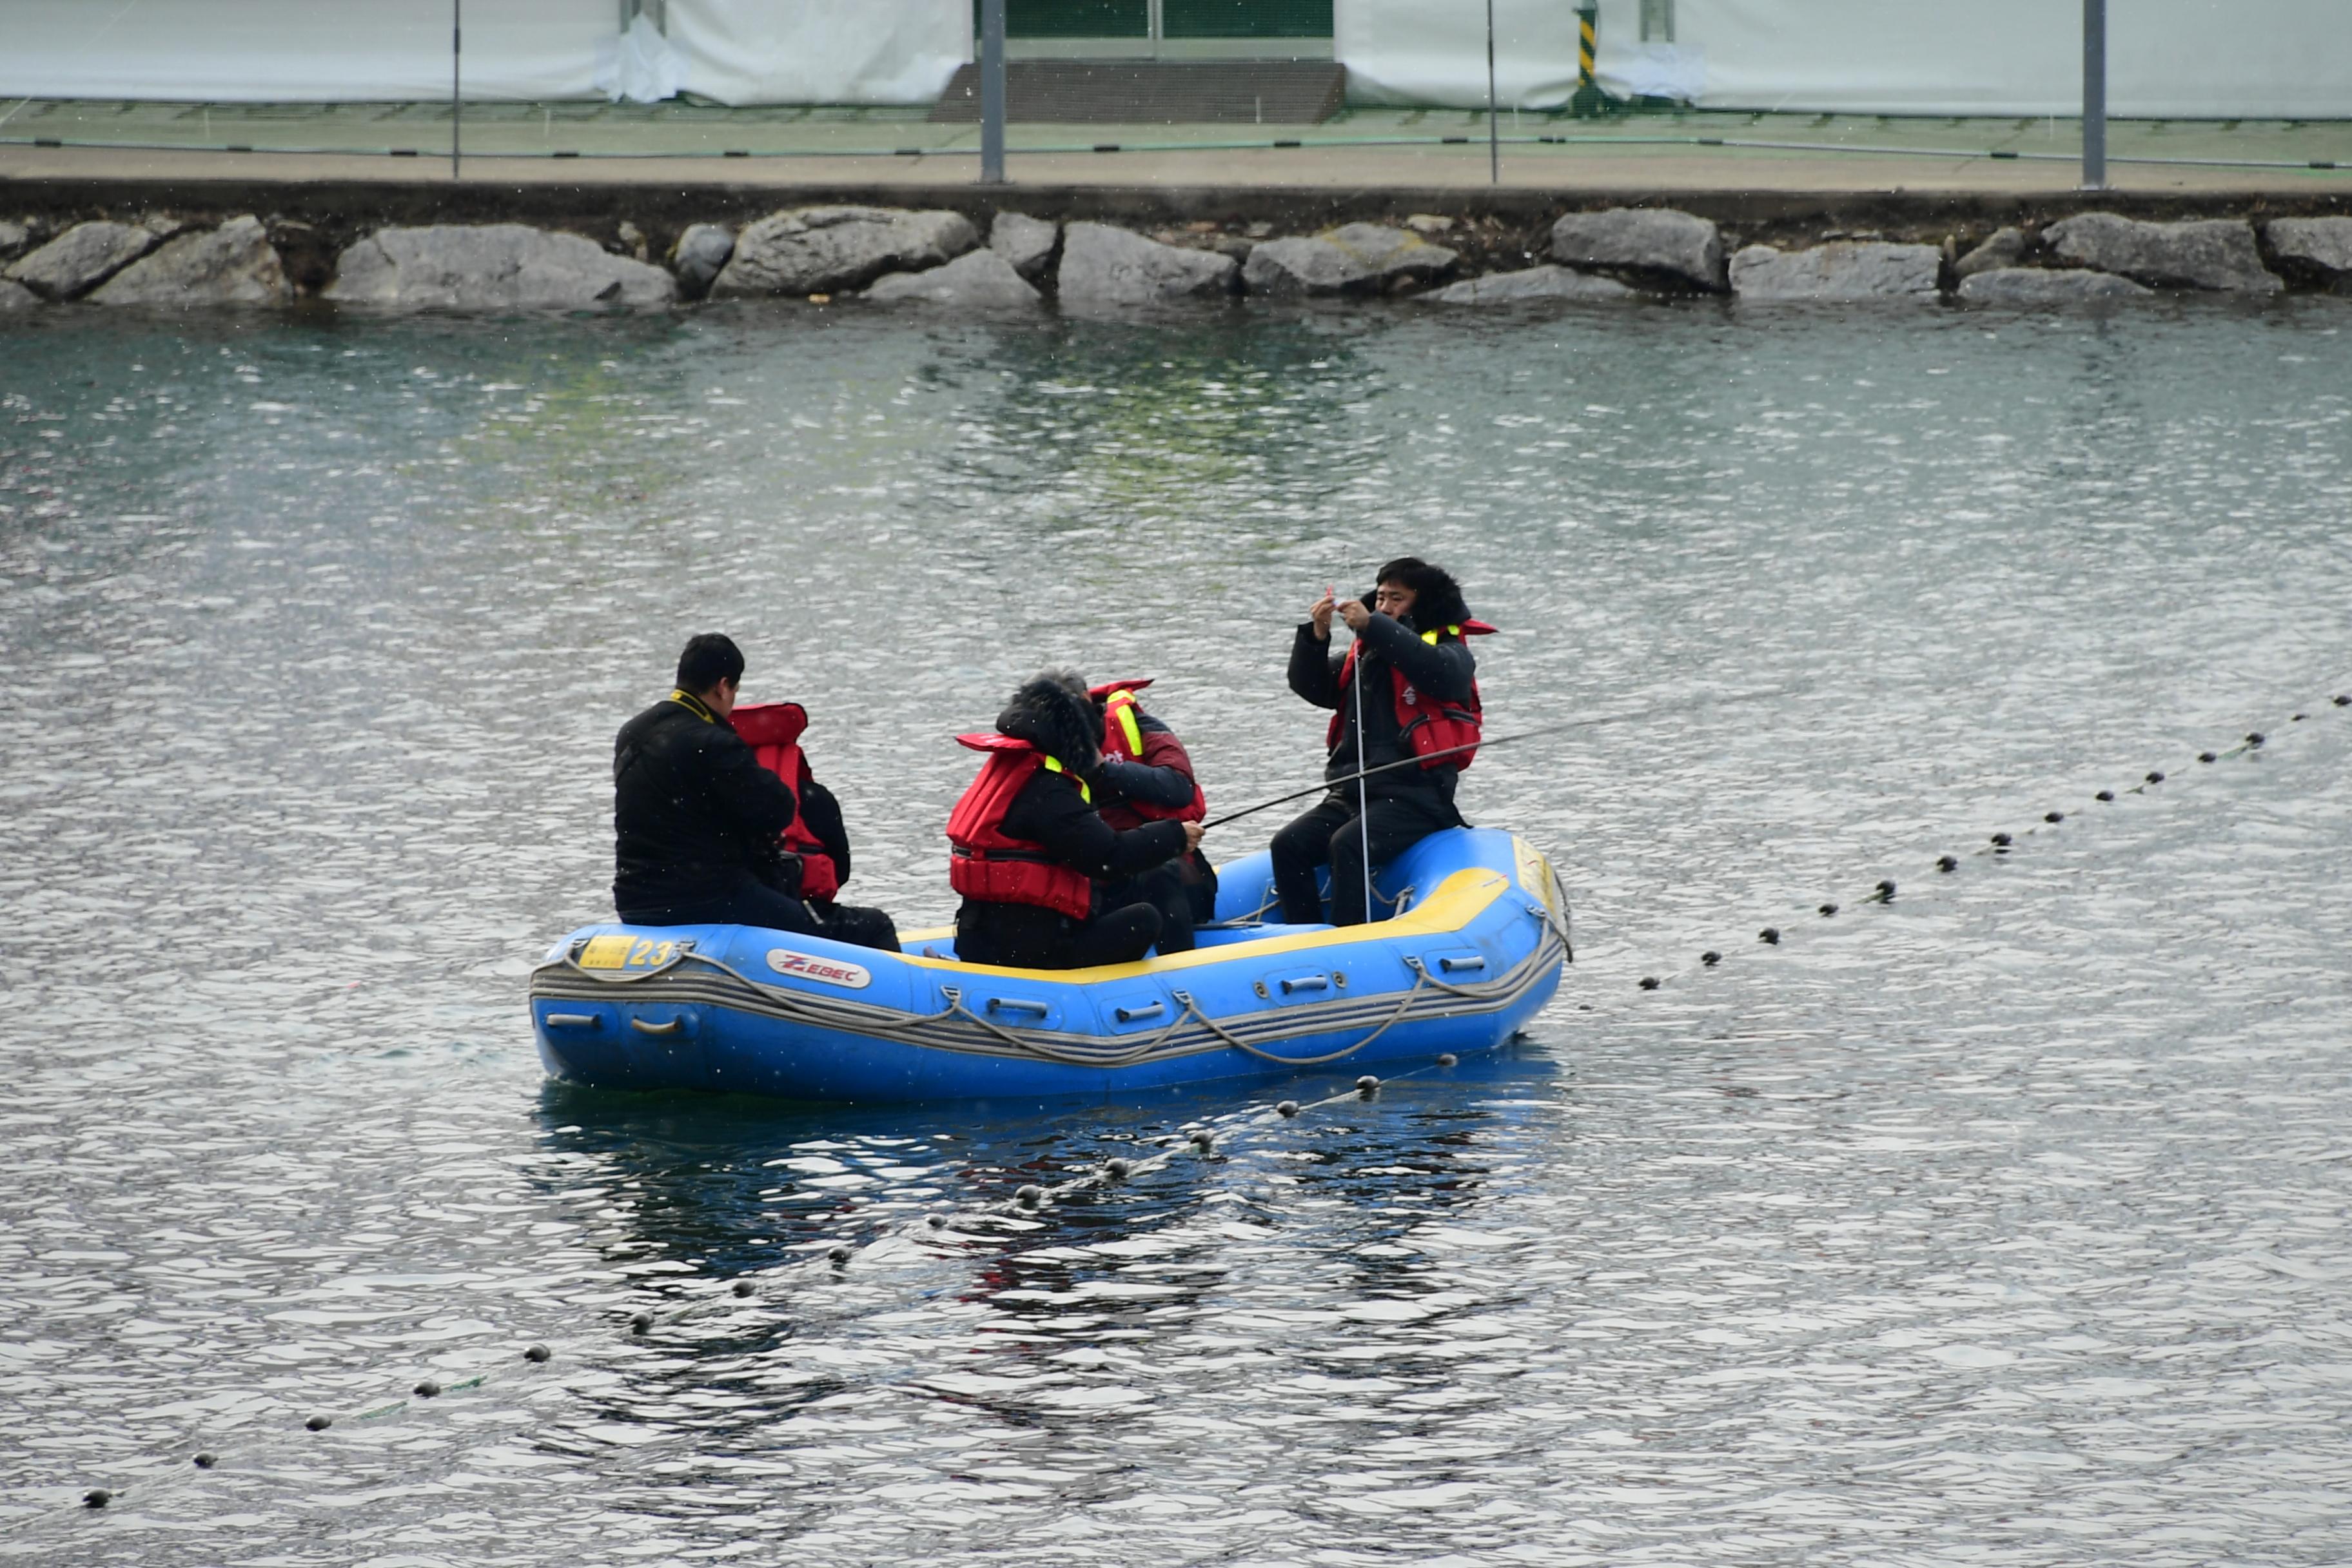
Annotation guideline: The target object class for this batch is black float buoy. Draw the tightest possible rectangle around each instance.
[1990,832,2012,847]
[629,1312,652,1335]
[413,1379,440,1399]
[1759,926,1780,945]
[1106,1156,1133,1176]
[2293,713,2307,721]
[732,1280,755,1297]
[2146,770,2165,783]
[1936,856,1956,873]
[1015,1184,1043,1207]
[1818,903,1838,917]
[2198,751,2217,763]
[2044,811,2063,823]
[1700,950,1721,966]
[1875,880,1896,901]
[1436,1054,1458,1066]
[2095,790,2114,801]
[524,1344,551,1364]
[83,1489,110,1509]
[1276,1101,1300,1117]
[2335,694,2349,706]
[305,1415,332,1432]
[193,1453,217,1469]
[1189,1129,1214,1150]
[1638,975,1660,990]
[2246,732,2265,747]
[1356,1074,1380,1096]
[827,1243,852,1264]
[926,1213,947,1228]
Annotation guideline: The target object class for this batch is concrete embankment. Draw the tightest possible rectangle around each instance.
[5,181,2351,312]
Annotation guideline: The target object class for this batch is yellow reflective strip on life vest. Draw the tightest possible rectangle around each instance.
[667,689,716,722]
[1110,691,1145,757]
[1419,624,1465,645]
[1041,754,1092,804]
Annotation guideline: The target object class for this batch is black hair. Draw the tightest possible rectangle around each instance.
[1375,556,1471,630]
[995,672,1102,769]
[676,632,745,694]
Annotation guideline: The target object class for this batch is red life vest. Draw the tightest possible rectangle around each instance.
[730,701,840,903]
[1090,678,1207,829]
[944,734,1096,921]
[1326,620,1496,770]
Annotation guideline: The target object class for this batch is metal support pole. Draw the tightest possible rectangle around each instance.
[1571,2,1605,117]
[2081,0,2107,191]
[1484,0,1500,184]
[451,0,462,179]
[979,0,1006,185]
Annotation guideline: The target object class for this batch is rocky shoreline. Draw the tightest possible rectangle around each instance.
[5,201,2349,313]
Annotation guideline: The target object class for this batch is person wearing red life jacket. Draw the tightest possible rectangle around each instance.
[948,671,1206,970]
[729,700,901,954]
[1271,557,1492,927]
[612,634,899,952]
[1088,678,1215,954]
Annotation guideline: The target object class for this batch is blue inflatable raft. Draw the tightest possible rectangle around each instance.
[528,827,1571,1104]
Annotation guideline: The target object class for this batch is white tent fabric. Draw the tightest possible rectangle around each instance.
[665,0,971,108]
[594,14,689,104]
[0,0,609,101]
[1338,0,2352,119]
[1336,0,1587,111]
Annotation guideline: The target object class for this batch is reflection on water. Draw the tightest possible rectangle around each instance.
[2,299,2349,1564]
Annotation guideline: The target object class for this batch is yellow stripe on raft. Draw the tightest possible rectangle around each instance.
[893,867,1513,983]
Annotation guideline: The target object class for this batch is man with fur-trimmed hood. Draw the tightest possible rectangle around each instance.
[945,671,1208,969]
[1273,556,1492,926]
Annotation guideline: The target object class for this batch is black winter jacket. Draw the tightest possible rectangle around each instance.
[955,756,1190,957]
[1288,610,1477,803]
[612,693,799,914]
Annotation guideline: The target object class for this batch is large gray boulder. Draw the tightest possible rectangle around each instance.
[865,248,1040,308]
[1242,223,1456,297]
[1056,222,1239,306]
[0,221,30,262]
[1954,226,2028,279]
[326,224,675,309]
[711,206,975,298]
[5,221,159,300]
[0,279,39,311]
[1423,265,1636,304]
[989,212,1058,282]
[1957,267,2151,304]
[90,217,291,307]
[2265,217,2352,281]
[1550,207,1724,291]
[1730,241,1941,300]
[2043,213,2280,293]
[669,223,734,299]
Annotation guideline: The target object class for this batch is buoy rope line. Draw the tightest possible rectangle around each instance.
[41,1052,1468,1526]
[1611,686,2351,998]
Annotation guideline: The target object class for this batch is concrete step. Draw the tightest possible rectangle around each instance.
[930,61,1346,125]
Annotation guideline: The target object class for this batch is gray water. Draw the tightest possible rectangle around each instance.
[3,297,2348,1566]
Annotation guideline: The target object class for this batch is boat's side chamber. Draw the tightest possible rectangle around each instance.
[529,828,1570,1102]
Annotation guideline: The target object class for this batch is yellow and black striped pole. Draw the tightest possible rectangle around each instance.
[1570,2,1607,117]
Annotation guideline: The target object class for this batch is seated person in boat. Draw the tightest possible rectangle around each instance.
[1272,557,1493,926]
[729,697,901,954]
[1086,677,1215,954]
[612,633,899,951]
[948,671,1208,969]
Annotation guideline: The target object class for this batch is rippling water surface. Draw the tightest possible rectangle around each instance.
[3,297,2348,1565]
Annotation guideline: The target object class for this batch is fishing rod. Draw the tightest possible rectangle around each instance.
[1198,685,1800,831]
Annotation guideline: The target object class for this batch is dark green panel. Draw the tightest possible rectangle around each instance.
[984,0,1150,38]
[1163,0,1333,39]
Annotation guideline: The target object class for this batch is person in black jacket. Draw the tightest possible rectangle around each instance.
[1271,558,1480,926]
[613,633,899,950]
[952,672,1207,970]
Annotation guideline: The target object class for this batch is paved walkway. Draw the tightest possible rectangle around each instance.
[5,104,2349,197]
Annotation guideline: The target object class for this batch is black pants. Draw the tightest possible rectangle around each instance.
[1097,861,1199,955]
[1271,790,1458,926]
[622,872,899,953]
[956,899,1163,970]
